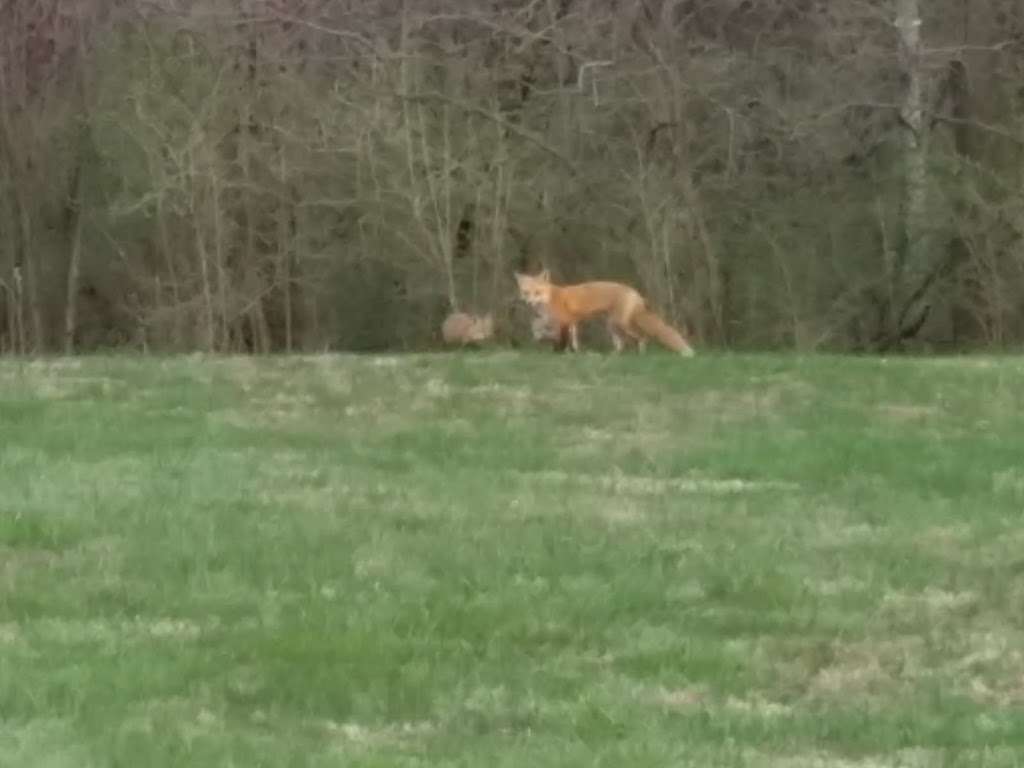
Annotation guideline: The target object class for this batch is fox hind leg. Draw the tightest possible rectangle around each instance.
[607,319,626,353]
[627,328,645,353]
[619,319,646,353]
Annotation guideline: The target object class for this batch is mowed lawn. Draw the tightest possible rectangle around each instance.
[2,351,1024,767]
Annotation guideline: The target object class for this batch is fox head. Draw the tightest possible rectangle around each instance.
[514,269,552,308]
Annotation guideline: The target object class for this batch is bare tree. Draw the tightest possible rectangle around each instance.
[2,0,1024,355]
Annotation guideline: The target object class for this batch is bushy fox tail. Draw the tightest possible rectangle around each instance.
[632,307,695,356]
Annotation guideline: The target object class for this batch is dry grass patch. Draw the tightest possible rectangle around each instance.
[2,547,62,595]
[351,540,437,592]
[22,616,206,646]
[919,357,1005,369]
[746,748,941,768]
[590,497,651,526]
[211,391,328,429]
[805,638,925,703]
[67,456,151,500]
[254,484,337,512]
[422,377,450,398]
[874,403,939,423]
[5,369,125,400]
[877,587,980,625]
[723,693,792,717]
[0,718,90,768]
[366,356,405,368]
[810,576,868,597]
[513,469,798,496]
[813,521,880,548]
[648,684,708,710]
[260,449,325,483]
[992,468,1024,498]
[1,546,60,574]
[118,697,226,744]
[0,622,21,644]
[952,630,1024,707]
[214,356,353,397]
[3,535,125,595]
[322,719,434,752]
[914,523,972,558]
[465,382,534,414]
[685,377,815,424]
[645,684,791,718]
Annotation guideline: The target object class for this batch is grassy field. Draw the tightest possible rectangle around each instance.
[2,351,1024,767]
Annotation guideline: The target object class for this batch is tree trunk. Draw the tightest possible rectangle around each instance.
[190,147,217,352]
[63,166,85,354]
[0,63,41,353]
[892,0,929,342]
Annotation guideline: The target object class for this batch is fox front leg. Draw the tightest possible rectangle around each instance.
[554,324,572,352]
[568,324,580,352]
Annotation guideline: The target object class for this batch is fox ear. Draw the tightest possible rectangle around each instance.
[538,268,550,281]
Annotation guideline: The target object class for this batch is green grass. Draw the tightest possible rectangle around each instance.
[2,351,1024,766]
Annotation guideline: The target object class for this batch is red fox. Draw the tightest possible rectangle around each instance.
[514,269,695,355]
[441,311,494,346]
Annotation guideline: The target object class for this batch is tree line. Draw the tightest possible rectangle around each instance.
[1,0,1022,355]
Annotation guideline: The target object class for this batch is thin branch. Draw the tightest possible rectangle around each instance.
[393,90,579,174]
[922,40,1016,56]
[794,101,1024,146]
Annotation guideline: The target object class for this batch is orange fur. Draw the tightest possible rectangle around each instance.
[514,269,694,355]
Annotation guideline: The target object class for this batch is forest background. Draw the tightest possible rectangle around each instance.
[2,0,1022,355]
